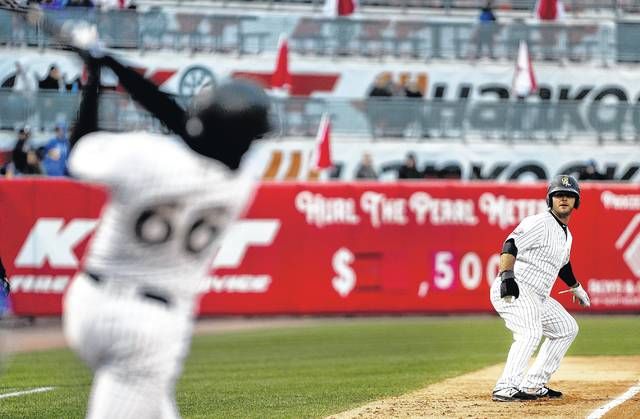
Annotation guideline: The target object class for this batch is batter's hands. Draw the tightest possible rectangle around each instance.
[66,23,105,61]
[570,283,590,307]
[499,270,519,303]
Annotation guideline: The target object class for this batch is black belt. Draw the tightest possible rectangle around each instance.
[85,271,172,307]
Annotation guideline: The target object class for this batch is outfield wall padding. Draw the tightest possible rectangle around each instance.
[1,179,639,316]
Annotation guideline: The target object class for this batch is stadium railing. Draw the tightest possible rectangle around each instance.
[1,89,638,144]
[0,9,624,63]
[138,0,640,16]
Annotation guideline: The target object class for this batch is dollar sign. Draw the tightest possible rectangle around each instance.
[332,247,356,297]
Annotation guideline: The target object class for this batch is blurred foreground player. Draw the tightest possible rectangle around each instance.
[62,28,271,418]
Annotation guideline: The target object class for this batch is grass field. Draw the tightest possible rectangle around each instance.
[1,315,639,418]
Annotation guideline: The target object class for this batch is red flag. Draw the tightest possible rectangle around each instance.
[323,0,357,17]
[312,113,333,170]
[271,34,291,90]
[535,0,565,21]
[512,40,537,98]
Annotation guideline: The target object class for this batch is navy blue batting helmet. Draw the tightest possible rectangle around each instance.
[184,79,272,170]
[547,175,580,209]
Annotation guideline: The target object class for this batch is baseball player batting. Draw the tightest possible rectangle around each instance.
[490,175,591,402]
[61,29,271,418]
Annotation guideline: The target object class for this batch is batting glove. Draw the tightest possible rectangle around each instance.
[65,23,105,60]
[499,270,519,303]
[570,283,590,307]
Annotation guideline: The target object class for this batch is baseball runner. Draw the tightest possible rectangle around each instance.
[61,30,271,418]
[490,175,591,402]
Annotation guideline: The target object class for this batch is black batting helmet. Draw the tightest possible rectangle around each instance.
[184,78,272,170]
[547,174,581,209]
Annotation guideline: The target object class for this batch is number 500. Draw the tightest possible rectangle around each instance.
[433,251,501,291]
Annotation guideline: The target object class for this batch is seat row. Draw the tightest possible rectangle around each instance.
[1,9,623,63]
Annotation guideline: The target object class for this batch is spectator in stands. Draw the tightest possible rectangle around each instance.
[1,62,35,92]
[41,0,69,10]
[578,159,605,181]
[439,165,462,179]
[397,152,422,179]
[66,0,95,7]
[535,0,566,61]
[355,152,378,180]
[7,126,42,176]
[367,74,394,138]
[475,1,498,59]
[38,65,65,91]
[93,0,132,10]
[40,122,70,176]
[402,79,429,138]
[0,257,10,316]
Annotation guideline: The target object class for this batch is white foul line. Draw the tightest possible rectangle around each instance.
[586,381,640,419]
[0,387,54,399]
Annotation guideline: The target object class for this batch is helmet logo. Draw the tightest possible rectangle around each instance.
[561,176,570,187]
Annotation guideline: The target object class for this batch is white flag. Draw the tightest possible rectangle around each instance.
[512,40,537,98]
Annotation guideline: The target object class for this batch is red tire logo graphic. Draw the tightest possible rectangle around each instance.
[616,214,640,278]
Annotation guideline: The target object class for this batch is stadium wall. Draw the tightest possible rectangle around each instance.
[3,49,640,101]
[246,141,640,181]
[1,178,639,316]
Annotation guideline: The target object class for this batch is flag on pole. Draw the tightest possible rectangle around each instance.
[271,34,292,91]
[535,0,566,21]
[512,40,537,98]
[323,0,358,17]
[311,113,333,170]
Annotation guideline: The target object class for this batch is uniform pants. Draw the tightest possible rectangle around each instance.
[63,273,193,419]
[490,279,578,393]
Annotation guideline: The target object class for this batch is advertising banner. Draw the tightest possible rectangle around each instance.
[1,179,639,316]
[3,49,640,101]
[246,141,640,182]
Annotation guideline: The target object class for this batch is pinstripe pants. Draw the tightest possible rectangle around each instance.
[490,278,579,393]
[63,273,193,419]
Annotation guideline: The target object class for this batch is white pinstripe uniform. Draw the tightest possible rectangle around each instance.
[490,210,579,393]
[63,131,255,419]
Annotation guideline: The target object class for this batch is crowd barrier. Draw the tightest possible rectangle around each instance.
[146,0,640,15]
[2,89,640,144]
[0,8,626,62]
[1,179,639,316]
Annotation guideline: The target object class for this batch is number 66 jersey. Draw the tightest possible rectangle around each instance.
[68,131,256,307]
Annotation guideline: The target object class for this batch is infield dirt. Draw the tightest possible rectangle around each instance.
[327,355,640,419]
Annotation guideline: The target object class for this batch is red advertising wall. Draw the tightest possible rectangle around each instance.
[1,179,639,316]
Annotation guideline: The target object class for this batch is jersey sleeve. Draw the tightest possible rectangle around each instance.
[563,231,573,265]
[68,132,130,186]
[506,216,544,252]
